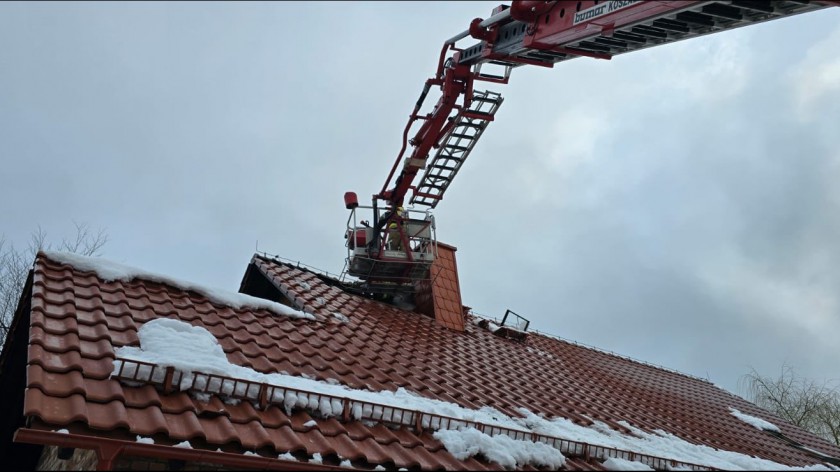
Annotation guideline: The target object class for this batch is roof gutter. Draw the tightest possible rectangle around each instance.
[14,428,348,471]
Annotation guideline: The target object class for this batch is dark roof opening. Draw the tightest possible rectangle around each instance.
[0,271,45,469]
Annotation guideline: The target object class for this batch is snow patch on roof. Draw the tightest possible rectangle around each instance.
[309,453,322,464]
[135,435,155,444]
[113,318,531,430]
[729,407,781,432]
[173,440,192,449]
[434,427,566,470]
[331,312,350,323]
[113,318,833,471]
[516,409,823,471]
[42,251,314,320]
[277,452,297,461]
[526,346,557,360]
[602,457,654,471]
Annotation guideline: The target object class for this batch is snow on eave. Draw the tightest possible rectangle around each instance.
[602,457,654,471]
[41,251,314,320]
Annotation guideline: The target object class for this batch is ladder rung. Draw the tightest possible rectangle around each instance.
[575,41,612,53]
[731,0,774,13]
[631,25,668,39]
[453,121,485,129]
[417,183,448,191]
[412,192,442,200]
[461,111,495,121]
[612,30,648,43]
[701,3,743,21]
[431,155,462,162]
[444,144,471,152]
[434,152,464,160]
[450,132,477,140]
[431,164,458,171]
[652,19,690,33]
[594,37,629,48]
[675,11,716,27]
[471,95,503,104]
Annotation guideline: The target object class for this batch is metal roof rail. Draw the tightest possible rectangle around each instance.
[467,311,713,385]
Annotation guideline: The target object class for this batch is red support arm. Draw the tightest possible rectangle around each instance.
[378,56,473,207]
[377,0,840,210]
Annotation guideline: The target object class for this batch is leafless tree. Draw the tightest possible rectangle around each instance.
[817,394,840,446]
[740,363,840,445]
[0,223,107,346]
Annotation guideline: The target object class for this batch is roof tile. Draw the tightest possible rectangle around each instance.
[30,325,81,353]
[26,364,86,397]
[194,415,241,446]
[160,411,206,442]
[24,389,89,425]
[87,400,131,430]
[266,423,307,453]
[125,405,170,436]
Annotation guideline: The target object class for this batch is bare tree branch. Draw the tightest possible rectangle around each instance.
[0,224,108,347]
[741,364,840,446]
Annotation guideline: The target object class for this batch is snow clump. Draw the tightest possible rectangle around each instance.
[729,407,781,432]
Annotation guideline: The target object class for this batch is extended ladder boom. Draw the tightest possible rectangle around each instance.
[344,0,839,293]
[377,0,839,211]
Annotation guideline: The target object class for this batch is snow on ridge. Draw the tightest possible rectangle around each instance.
[42,251,313,320]
[729,407,781,432]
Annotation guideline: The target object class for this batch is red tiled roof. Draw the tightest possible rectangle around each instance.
[11,252,840,470]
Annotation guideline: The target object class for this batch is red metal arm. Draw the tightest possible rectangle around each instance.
[377,55,473,207]
[377,0,840,210]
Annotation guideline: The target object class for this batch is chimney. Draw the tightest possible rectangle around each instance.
[414,242,466,331]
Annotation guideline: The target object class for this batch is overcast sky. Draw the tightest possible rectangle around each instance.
[2,1,839,395]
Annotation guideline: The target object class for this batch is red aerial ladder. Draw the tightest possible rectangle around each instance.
[341,0,840,296]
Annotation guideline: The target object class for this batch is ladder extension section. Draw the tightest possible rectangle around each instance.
[410,90,504,208]
[458,1,835,68]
